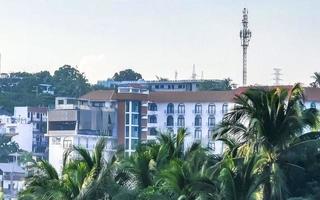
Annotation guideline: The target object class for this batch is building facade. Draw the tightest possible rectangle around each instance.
[47,86,320,172]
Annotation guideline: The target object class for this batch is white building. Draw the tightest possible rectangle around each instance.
[0,115,33,152]
[47,86,320,172]
[0,162,25,199]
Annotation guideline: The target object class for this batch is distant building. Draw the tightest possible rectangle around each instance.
[38,84,54,95]
[97,79,228,92]
[14,107,49,158]
[0,162,25,199]
[0,115,33,152]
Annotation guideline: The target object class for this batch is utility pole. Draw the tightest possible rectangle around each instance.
[240,8,252,86]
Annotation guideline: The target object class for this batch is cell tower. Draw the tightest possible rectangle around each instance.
[273,68,282,85]
[240,8,252,86]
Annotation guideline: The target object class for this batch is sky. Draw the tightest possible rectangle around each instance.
[0,0,319,86]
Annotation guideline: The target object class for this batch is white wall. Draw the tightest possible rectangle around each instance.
[12,124,33,152]
[147,102,233,154]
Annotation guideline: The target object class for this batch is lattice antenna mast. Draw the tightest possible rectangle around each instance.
[240,8,252,86]
[273,68,282,85]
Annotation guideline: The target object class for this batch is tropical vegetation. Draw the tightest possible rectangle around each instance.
[19,84,320,199]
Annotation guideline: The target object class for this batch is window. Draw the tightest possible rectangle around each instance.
[195,104,202,114]
[177,115,185,127]
[149,128,158,136]
[166,115,174,126]
[149,103,157,111]
[178,103,185,114]
[208,104,216,114]
[208,142,215,150]
[125,139,129,150]
[155,85,159,89]
[125,114,130,125]
[194,115,202,126]
[178,84,183,89]
[132,101,140,112]
[63,139,72,148]
[36,113,40,119]
[167,103,174,114]
[208,116,215,127]
[125,126,130,137]
[148,115,157,123]
[28,112,30,118]
[194,129,202,139]
[160,85,164,89]
[131,139,139,150]
[49,121,76,131]
[311,102,317,109]
[58,100,64,105]
[36,123,40,130]
[208,129,214,139]
[222,103,228,114]
[131,114,139,125]
[131,127,139,137]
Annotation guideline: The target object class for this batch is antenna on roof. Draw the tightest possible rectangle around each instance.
[201,71,204,80]
[192,64,197,80]
[175,70,178,80]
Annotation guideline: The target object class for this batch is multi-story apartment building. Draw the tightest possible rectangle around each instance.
[47,85,320,171]
[47,96,117,171]
[14,107,49,158]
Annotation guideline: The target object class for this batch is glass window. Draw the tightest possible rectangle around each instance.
[125,114,130,125]
[131,139,139,150]
[148,115,157,123]
[49,121,76,131]
[149,128,158,136]
[125,126,129,137]
[208,116,215,127]
[167,115,174,126]
[58,100,64,105]
[132,114,139,125]
[63,139,72,148]
[125,139,129,150]
[177,115,185,127]
[195,104,202,113]
[167,103,174,114]
[194,129,202,139]
[178,104,185,114]
[132,101,139,112]
[131,127,139,138]
[195,115,202,126]
[52,137,61,145]
[222,103,228,114]
[208,104,216,114]
[148,103,157,111]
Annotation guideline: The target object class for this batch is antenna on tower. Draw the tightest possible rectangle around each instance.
[201,71,204,80]
[240,8,252,86]
[273,68,282,85]
[174,70,178,80]
[192,64,197,80]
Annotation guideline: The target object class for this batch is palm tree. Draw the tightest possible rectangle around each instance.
[215,84,319,199]
[19,138,115,200]
[310,72,320,88]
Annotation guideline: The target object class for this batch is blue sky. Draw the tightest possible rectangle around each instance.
[0,0,319,86]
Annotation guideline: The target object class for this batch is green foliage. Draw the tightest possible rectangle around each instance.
[113,69,142,81]
[198,78,235,91]
[53,65,91,97]
[0,135,19,162]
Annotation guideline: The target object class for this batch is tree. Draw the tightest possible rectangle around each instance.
[310,72,320,88]
[198,78,235,91]
[112,69,142,81]
[53,65,91,97]
[0,135,19,162]
[215,84,319,200]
